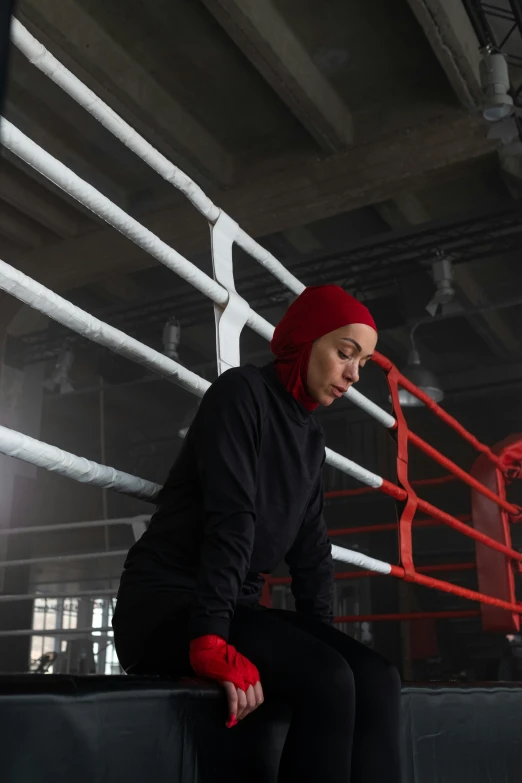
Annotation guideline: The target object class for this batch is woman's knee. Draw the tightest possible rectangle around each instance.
[356,655,402,705]
[378,659,401,697]
[316,647,356,698]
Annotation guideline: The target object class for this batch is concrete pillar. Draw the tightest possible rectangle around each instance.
[0,355,45,672]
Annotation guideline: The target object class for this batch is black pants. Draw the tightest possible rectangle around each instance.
[119,604,402,783]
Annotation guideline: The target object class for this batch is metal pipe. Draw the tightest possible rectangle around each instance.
[0,589,117,603]
[0,626,114,638]
[0,550,127,568]
[335,610,480,623]
[99,375,110,551]
[16,281,522,372]
[462,0,495,47]
[0,515,148,537]
[508,1,522,38]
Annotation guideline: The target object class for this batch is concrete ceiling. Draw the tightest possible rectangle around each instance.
[2,0,522,402]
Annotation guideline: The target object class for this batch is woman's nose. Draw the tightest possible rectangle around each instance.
[344,363,359,384]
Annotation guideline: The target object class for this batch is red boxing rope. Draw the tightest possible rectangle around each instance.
[265,352,522,626]
[408,431,520,516]
[267,562,476,586]
[334,610,480,624]
[471,434,522,633]
[328,514,471,537]
[324,473,458,500]
[372,351,507,470]
[386,362,417,579]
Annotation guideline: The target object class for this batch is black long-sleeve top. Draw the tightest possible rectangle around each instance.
[114,362,334,650]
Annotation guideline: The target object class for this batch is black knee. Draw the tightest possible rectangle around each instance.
[317,647,356,702]
[356,656,402,715]
[378,660,402,699]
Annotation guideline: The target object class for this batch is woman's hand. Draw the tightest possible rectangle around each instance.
[189,634,264,727]
[223,680,264,727]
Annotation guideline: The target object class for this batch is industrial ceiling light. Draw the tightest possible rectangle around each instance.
[397,325,444,408]
[425,252,455,317]
[162,316,181,361]
[44,343,75,394]
[480,47,514,122]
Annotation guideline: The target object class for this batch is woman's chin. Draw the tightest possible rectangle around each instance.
[308,388,336,407]
[319,393,336,407]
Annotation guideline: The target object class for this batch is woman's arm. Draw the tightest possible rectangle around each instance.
[284,456,335,624]
[189,369,264,641]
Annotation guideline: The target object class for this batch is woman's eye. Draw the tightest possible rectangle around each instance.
[338,350,351,361]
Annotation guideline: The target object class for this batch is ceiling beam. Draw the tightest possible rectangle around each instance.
[93,275,143,304]
[405,0,483,109]
[0,149,102,226]
[200,0,353,151]
[0,160,81,238]
[443,359,522,398]
[0,202,57,250]
[18,0,235,188]
[282,226,323,255]
[452,264,521,357]
[5,90,129,210]
[13,112,494,293]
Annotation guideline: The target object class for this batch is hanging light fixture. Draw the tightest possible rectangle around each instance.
[479,47,514,122]
[162,316,181,361]
[44,342,75,394]
[397,324,444,408]
[425,252,455,317]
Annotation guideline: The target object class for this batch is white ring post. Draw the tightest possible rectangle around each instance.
[210,212,251,374]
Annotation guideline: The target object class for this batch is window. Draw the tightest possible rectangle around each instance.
[30,597,78,672]
[30,595,121,675]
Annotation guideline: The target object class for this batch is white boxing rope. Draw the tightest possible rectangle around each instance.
[0,423,159,501]
[345,387,396,429]
[0,415,391,574]
[0,551,392,605]
[0,111,396,424]
[0,119,225,305]
[0,424,390,573]
[330,545,392,575]
[0,19,416,610]
[1,25,401,583]
[10,19,219,222]
[0,257,386,512]
[10,20,305,299]
[325,447,383,489]
[0,119,275,344]
[234,226,305,297]
[9,21,398,425]
[0,258,384,487]
[0,545,390,573]
[0,425,391,575]
[0,260,210,397]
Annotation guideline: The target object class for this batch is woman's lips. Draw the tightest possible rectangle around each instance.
[332,386,346,398]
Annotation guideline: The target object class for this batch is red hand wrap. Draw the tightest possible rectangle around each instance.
[189,635,260,692]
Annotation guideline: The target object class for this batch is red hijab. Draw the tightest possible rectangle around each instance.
[270,285,377,412]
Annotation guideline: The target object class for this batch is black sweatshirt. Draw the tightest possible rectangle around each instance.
[114,363,334,645]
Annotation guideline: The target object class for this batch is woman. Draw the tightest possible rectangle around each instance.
[112,285,402,783]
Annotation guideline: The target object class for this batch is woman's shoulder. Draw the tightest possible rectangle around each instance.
[206,364,269,407]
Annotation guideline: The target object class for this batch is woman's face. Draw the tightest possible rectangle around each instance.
[306,323,378,406]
